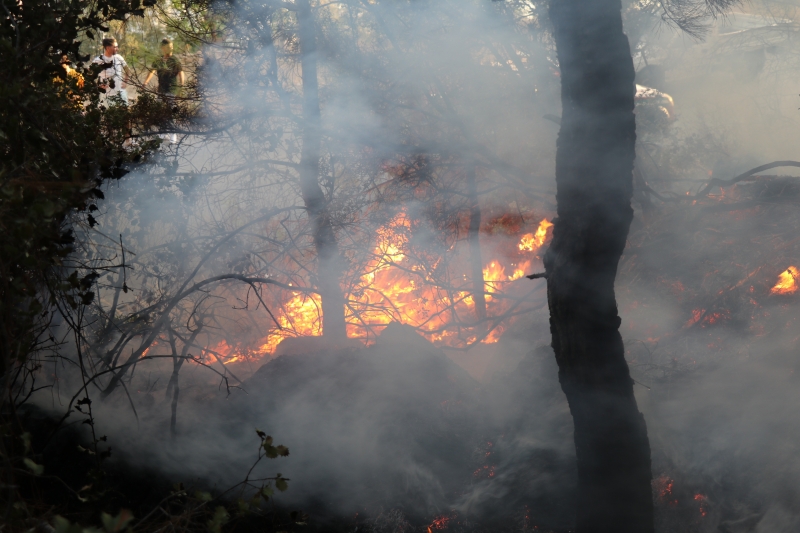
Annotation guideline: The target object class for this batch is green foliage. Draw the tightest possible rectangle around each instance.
[22,457,44,475]
[53,515,103,533]
[275,476,289,492]
[0,0,149,380]
[101,509,135,532]
[207,506,230,533]
[0,0,167,527]
[265,441,291,459]
[51,510,133,533]
[195,491,214,502]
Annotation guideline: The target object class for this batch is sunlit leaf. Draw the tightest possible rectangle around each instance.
[23,458,44,475]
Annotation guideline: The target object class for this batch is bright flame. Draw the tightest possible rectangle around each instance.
[207,212,552,360]
[204,293,324,365]
[518,218,553,252]
[483,260,531,300]
[346,211,465,344]
[259,293,323,354]
[771,266,799,295]
[341,212,547,346]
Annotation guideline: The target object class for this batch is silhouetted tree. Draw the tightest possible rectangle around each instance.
[545,0,654,530]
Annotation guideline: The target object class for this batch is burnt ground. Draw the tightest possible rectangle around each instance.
[23,322,578,532]
[215,323,578,531]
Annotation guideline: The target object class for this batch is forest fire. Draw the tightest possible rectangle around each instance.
[257,293,324,355]
[210,214,554,361]
[14,0,800,530]
[770,266,799,295]
[345,214,550,346]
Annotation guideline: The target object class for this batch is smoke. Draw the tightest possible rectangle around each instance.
[30,1,800,531]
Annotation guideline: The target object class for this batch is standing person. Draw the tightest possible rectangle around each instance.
[93,37,131,105]
[144,38,184,144]
[143,39,184,97]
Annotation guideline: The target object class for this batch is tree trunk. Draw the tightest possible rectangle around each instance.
[545,0,654,531]
[466,162,487,323]
[296,0,347,342]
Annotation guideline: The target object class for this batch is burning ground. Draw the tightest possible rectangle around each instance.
[619,175,800,533]
[24,169,800,532]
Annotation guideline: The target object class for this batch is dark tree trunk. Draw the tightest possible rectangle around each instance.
[466,163,487,323]
[545,0,654,531]
[297,0,347,342]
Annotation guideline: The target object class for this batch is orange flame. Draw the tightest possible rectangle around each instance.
[341,212,547,346]
[258,292,323,354]
[771,266,798,295]
[518,218,553,252]
[209,212,552,361]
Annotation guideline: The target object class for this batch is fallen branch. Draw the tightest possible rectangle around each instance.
[697,161,800,197]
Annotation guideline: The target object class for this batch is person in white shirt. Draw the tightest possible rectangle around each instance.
[93,37,131,105]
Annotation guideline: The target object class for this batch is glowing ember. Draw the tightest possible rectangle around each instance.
[427,514,452,533]
[472,464,496,478]
[693,493,708,517]
[770,266,799,295]
[685,309,705,328]
[685,308,730,328]
[653,475,678,506]
[518,218,553,252]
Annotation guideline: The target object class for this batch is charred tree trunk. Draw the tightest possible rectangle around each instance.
[466,163,487,323]
[296,0,347,342]
[545,0,654,531]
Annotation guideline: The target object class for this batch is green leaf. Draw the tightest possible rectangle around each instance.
[53,516,70,531]
[260,486,274,499]
[52,516,101,533]
[101,509,134,532]
[207,506,230,533]
[21,432,32,453]
[23,457,44,475]
[195,491,213,502]
[236,498,249,513]
[275,477,288,492]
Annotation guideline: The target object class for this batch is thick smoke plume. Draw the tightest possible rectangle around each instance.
[31,1,800,531]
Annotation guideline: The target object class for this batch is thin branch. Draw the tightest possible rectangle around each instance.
[697,161,800,197]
